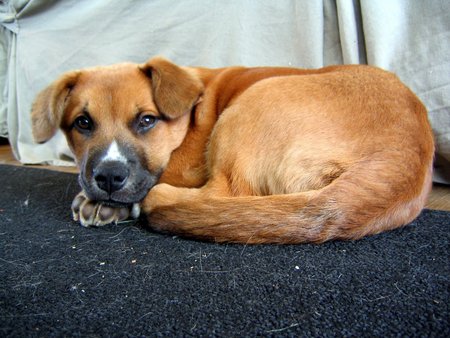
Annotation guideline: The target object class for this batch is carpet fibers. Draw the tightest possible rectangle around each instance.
[0,165,449,337]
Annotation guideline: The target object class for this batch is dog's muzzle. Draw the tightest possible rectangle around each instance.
[79,143,159,205]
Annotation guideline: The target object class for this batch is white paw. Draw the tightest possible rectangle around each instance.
[71,191,140,227]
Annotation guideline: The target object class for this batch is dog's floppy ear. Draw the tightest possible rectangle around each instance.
[31,71,80,143]
[140,56,203,119]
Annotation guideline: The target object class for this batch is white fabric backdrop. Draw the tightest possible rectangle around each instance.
[1,0,449,182]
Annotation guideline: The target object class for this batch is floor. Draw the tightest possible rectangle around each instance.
[1,142,450,211]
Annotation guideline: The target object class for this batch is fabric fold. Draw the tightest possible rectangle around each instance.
[1,0,448,182]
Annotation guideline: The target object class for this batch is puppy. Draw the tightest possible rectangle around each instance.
[31,57,434,244]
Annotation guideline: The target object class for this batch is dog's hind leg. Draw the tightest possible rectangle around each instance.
[141,173,320,243]
[141,148,433,244]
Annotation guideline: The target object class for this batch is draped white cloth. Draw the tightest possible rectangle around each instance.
[1,0,449,182]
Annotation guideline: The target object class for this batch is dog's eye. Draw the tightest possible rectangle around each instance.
[137,114,158,132]
[74,116,93,133]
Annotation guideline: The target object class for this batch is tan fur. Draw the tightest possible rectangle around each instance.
[31,57,435,244]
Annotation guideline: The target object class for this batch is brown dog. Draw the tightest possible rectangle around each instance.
[31,57,434,244]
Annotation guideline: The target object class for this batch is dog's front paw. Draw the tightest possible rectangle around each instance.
[141,183,179,213]
[71,191,141,227]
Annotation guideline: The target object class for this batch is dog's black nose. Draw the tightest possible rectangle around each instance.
[93,162,129,194]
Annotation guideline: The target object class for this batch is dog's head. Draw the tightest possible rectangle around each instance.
[31,57,203,205]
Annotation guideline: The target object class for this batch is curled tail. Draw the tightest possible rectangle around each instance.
[147,155,433,244]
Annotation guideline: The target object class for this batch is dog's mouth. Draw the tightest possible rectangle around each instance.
[78,168,159,206]
[96,199,135,208]
[77,141,162,206]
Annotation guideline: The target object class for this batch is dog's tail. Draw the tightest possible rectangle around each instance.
[147,152,433,244]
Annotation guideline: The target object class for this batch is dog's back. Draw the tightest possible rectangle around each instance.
[147,65,434,243]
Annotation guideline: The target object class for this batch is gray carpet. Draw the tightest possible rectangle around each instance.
[1,165,449,337]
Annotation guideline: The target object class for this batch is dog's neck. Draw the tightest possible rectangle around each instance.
[156,67,227,188]
[159,65,301,188]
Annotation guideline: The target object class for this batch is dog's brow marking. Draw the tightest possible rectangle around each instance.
[103,140,127,163]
